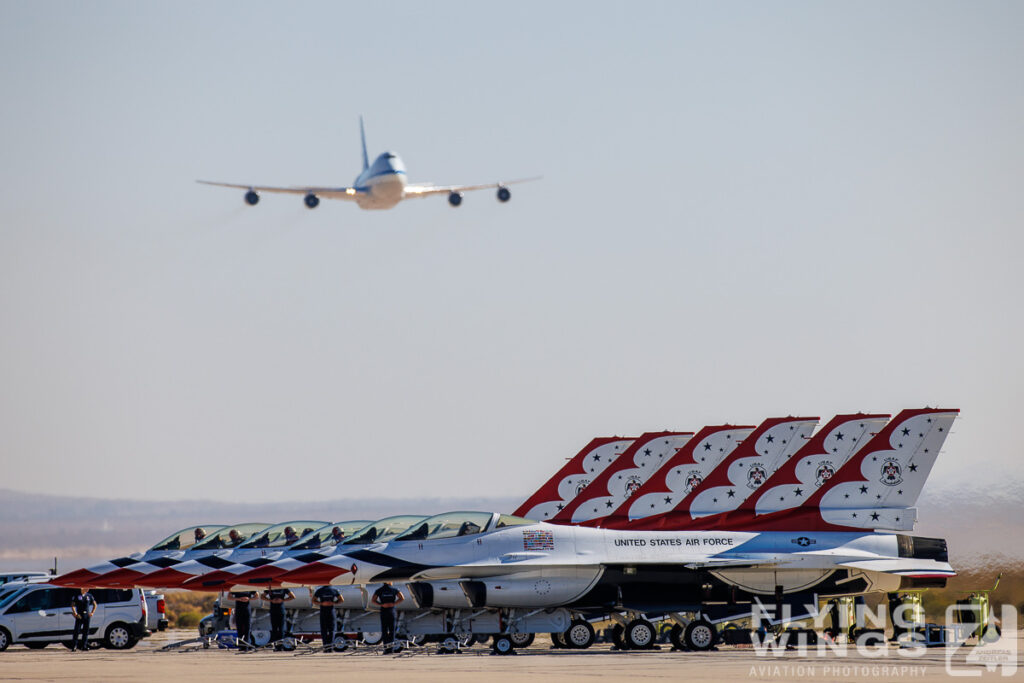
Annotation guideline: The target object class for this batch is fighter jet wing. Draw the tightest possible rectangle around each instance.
[402,176,541,198]
[197,180,367,200]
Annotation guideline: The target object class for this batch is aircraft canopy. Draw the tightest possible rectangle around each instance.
[148,525,228,551]
[342,515,427,545]
[394,511,527,542]
[239,520,329,549]
[192,523,271,550]
[288,520,373,550]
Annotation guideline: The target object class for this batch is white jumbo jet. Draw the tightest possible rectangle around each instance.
[199,118,539,210]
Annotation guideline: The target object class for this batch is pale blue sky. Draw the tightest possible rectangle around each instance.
[0,1,1021,503]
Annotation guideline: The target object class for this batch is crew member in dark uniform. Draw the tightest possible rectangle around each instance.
[231,591,256,650]
[370,581,405,653]
[70,588,97,652]
[311,585,344,650]
[262,587,295,649]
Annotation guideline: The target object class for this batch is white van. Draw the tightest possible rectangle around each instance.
[0,583,148,651]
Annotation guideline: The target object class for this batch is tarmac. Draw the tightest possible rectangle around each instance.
[0,629,1019,682]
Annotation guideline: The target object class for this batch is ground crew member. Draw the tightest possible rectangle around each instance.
[370,581,404,653]
[311,585,344,650]
[231,591,256,650]
[70,587,97,652]
[262,587,295,649]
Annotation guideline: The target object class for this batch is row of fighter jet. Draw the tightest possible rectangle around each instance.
[58,408,957,605]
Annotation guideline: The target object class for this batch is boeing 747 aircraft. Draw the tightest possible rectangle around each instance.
[199,118,539,210]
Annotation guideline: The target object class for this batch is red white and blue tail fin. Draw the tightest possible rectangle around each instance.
[734,407,958,532]
[549,431,694,525]
[599,424,755,529]
[512,437,635,521]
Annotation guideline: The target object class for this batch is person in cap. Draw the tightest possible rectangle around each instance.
[311,585,344,650]
[230,591,256,650]
[370,581,405,653]
[262,587,295,649]
[70,588,97,652]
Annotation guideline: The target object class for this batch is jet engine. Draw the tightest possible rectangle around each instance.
[448,191,463,207]
[304,193,320,209]
[496,186,511,202]
[244,190,259,206]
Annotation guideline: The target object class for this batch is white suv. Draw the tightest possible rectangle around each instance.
[0,584,148,651]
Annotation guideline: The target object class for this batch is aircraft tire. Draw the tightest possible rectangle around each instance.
[549,632,566,648]
[625,619,656,650]
[564,619,595,649]
[492,634,515,655]
[244,190,259,206]
[509,632,535,648]
[683,619,717,651]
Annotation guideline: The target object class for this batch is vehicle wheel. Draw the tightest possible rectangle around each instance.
[24,642,48,649]
[684,619,717,651]
[669,623,685,650]
[625,619,656,649]
[104,623,136,650]
[332,636,349,652]
[361,631,383,645]
[509,632,535,648]
[564,619,595,649]
[250,629,271,647]
[492,634,515,655]
[0,627,9,652]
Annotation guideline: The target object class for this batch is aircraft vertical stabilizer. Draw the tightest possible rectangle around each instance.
[735,407,959,532]
[623,416,819,530]
[512,437,635,521]
[599,424,755,529]
[359,116,370,171]
[549,431,694,525]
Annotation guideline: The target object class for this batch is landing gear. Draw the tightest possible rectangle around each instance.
[304,193,319,209]
[244,190,259,206]
[496,186,511,202]
[448,191,463,207]
[563,619,595,649]
[625,619,656,649]
[509,632,535,648]
[683,619,718,651]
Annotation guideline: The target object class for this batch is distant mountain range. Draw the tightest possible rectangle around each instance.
[1,484,1019,574]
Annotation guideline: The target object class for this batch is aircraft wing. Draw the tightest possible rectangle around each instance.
[402,176,541,198]
[197,180,366,200]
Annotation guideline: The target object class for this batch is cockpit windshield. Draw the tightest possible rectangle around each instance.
[149,525,228,551]
[191,523,271,550]
[494,514,535,529]
[342,515,427,545]
[288,520,372,550]
[239,521,328,549]
[394,511,496,542]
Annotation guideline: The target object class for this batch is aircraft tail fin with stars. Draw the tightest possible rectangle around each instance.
[512,436,636,521]
[721,407,959,533]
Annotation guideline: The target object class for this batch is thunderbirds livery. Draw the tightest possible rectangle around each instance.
[57,407,960,652]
